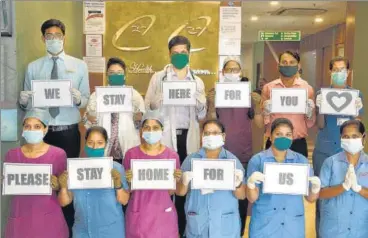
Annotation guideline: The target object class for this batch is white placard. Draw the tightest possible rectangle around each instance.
[263,162,309,196]
[83,2,105,34]
[83,57,105,73]
[67,158,113,190]
[131,159,176,190]
[95,86,133,113]
[271,88,308,114]
[86,35,102,57]
[191,159,236,190]
[219,38,241,56]
[31,80,73,108]
[162,81,197,106]
[215,82,251,108]
[219,22,241,39]
[320,88,359,116]
[2,163,52,195]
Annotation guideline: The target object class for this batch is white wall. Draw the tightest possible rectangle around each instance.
[241,43,254,85]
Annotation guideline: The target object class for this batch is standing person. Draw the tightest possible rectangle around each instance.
[4,109,68,238]
[144,35,207,237]
[312,56,363,236]
[261,50,316,157]
[246,118,321,238]
[206,56,263,236]
[58,126,129,238]
[83,57,145,163]
[124,110,182,238]
[319,120,368,238]
[18,19,90,237]
[177,119,246,238]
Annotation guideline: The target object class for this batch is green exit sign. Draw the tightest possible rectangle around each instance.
[258,31,301,41]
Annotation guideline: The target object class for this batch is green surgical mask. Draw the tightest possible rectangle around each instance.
[108,74,125,86]
[171,53,189,69]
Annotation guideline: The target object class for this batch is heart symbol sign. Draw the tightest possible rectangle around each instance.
[326,91,352,112]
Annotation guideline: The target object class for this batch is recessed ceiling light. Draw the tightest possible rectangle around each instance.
[250,16,259,21]
[270,1,279,6]
[315,17,323,23]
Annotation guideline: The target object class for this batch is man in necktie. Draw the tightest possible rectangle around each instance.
[18,19,90,238]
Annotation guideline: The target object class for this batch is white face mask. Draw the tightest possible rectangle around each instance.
[202,135,224,150]
[341,138,364,155]
[224,73,241,82]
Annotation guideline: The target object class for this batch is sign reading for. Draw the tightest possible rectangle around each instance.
[2,163,52,195]
[320,88,359,116]
[191,159,236,190]
[263,162,310,195]
[131,159,176,190]
[259,31,301,41]
[162,81,197,106]
[215,82,251,108]
[32,80,73,108]
[95,86,133,113]
[271,88,307,114]
[68,158,113,189]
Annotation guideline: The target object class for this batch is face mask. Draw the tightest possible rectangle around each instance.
[171,53,189,69]
[273,137,292,151]
[224,73,241,82]
[22,130,45,144]
[108,74,126,86]
[202,135,224,150]
[341,138,364,155]
[279,65,298,78]
[84,146,105,158]
[331,71,347,86]
[46,39,64,55]
[142,131,163,145]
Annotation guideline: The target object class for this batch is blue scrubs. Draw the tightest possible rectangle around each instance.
[319,151,368,238]
[247,148,312,238]
[72,162,129,238]
[181,148,245,238]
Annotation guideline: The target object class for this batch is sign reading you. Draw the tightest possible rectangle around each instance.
[32,80,73,108]
[95,86,133,113]
[162,81,197,106]
[262,162,310,196]
[320,88,359,116]
[130,159,176,190]
[259,31,301,41]
[191,159,236,190]
[271,88,307,114]
[215,82,251,108]
[2,163,52,195]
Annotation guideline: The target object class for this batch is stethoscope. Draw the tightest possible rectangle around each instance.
[161,64,196,81]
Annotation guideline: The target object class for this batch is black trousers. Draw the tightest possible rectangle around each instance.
[239,162,249,236]
[44,124,80,238]
[265,137,308,158]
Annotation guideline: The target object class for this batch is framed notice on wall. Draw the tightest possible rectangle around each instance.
[1,0,12,36]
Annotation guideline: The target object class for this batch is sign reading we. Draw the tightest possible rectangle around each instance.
[271,88,308,114]
[95,86,133,113]
[32,80,73,108]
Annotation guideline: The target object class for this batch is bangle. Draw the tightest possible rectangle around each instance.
[236,183,242,189]
[115,185,123,190]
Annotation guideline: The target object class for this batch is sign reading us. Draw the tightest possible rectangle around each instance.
[320,88,359,116]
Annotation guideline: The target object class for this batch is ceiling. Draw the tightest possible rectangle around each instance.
[241,1,347,43]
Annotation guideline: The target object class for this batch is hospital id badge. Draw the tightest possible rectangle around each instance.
[337,118,349,126]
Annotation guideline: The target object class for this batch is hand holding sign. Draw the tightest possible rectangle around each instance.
[126,169,132,183]
[308,176,321,194]
[58,171,68,189]
[70,88,82,105]
[174,169,183,182]
[51,175,60,190]
[247,171,265,190]
[181,171,193,186]
[19,91,34,106]
[111,168,122,188]
[235,169,244,187]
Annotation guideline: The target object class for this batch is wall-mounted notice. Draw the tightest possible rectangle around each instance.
[215,82,251,108]
[219,6,241,55]
[84,1,105,34]
[31,80,73,108]
[162,81,197,106]
[271,88,307,114]
[86,34,103,57]
[83,57,105,73]
[320,88,359,116]
[95,86,133,113]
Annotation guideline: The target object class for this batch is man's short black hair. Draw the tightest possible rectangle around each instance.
[106,57,126,72]
[202,119,226,133]
[41,19,65,36]
[340,120,365,135]
[278,50,300,63]
[85,126,108,143]
[329,56,350,70]
[271,118,294,135]
[168,35,191,52]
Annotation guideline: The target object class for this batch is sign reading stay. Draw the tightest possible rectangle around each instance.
[215,82,251,108]
[191,159,236,190]
[68,158,113,189]
[130,159,176,190]
[320,88,359,116]
[271,88,307,114]
[95,86,133,113]
[2,163,52,195]
[262,162,310,195]
[32,80,73,108]
[162,81,197,106]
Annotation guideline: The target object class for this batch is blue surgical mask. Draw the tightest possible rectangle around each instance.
[142,131,163,145]
[22,130,45,144]
[84,146,105,158]
[331,71,347,86]
[46,39,63,55]
[273,137,292,151]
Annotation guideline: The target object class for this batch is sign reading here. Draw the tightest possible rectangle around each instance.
[95,86,133,113]
[2,163,52,195]
[68,158,113,189]
[271,88,307,114]
[320,88,359,116]
[263,162,309,196]
[162,81,197,106]
[259,31,301,41]
[32,80,73,108]
[191,159,236,190]
[215,82,251,108]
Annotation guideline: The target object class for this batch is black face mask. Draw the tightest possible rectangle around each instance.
[279,65,298,77]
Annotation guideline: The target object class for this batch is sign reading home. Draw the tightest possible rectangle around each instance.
[32,80,73,108]
[271,88,307,114]
[2,163,52,195]
[95,86,133,113]
[162,81,197,106]
[215,82,251,108]
[130,159,176,190]
[320,88,359,116]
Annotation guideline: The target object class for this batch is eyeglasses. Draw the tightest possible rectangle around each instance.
[107,71,124,76]
[44,33,64,40]
[224,68,241,73]
[331,68,347,73]
[203,131,223,136]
